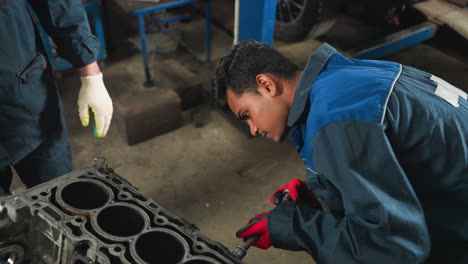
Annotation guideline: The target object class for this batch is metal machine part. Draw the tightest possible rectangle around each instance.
[231,189,292,260]
[0,157,244,264]
[274,0,430,43]
[231,235,259,260]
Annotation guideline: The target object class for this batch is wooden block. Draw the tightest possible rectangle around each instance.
[153,59,204,110]
[114,88,182,145]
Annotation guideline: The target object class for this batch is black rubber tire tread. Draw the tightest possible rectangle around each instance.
[275,0,338,43]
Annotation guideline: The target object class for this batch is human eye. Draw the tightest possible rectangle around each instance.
[240,111,249,121]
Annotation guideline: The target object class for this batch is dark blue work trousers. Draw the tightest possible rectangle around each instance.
[0,141,72,196]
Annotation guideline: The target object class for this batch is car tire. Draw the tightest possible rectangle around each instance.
[275,0,338,43]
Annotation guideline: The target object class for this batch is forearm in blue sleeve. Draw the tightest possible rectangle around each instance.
[29,0,100,67]
[268,121,431,264]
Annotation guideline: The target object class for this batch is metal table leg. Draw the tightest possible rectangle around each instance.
[137,14,155,87]
[205,0,212,63]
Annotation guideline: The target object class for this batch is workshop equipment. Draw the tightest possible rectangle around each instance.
[272,189,291,206]
[231,235,260,260]
[236,0,466,60]
[131,0,212,86]
[0,157,244,264]
[231,189,291,260]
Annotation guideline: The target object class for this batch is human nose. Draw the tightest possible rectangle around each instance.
[247,120,259,136]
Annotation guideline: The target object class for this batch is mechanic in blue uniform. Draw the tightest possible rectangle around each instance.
[0,0,113,195]
[212,41,468,263]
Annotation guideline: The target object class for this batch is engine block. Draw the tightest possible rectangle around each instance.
[0,157,244,264]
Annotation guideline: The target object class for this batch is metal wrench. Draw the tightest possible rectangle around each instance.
[232,189,291,259]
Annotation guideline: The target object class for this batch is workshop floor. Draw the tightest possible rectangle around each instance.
[15,9,468,264]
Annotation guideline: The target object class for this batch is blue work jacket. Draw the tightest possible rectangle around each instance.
[0,0,99,166]
[269,43,468,263]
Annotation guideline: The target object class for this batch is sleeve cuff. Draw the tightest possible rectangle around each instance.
[57,35,100,68]
[268,201,303,251]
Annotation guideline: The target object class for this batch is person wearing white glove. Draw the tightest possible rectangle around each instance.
[78,62,113,138]
[0,0,113,196]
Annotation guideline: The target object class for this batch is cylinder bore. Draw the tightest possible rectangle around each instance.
[59,181,110,210]
[135,231,186,263]
[0,245,24,264]
[97,205,146,237]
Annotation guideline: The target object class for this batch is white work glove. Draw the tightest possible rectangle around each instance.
[78,73,113,138]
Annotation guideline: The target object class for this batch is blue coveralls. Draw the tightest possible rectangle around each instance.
[268,43,468,263]
[0,0,100,194]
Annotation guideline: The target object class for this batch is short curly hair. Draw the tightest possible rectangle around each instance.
[212,40,301,111]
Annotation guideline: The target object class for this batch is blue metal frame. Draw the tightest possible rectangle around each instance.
[237,0,277,46]
[40,0,107,71]
[354,22,438,60]
[234,1,437,60]
[132,0,212,86]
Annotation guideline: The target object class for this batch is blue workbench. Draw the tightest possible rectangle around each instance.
[131,0,212,86]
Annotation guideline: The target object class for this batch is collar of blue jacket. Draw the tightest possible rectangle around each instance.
[287,43,337,127]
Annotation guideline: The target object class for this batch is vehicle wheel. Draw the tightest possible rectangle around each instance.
[275,0,338,43]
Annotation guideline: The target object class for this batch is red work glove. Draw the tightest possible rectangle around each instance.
[269,178,319,207]
[236,212,271,249]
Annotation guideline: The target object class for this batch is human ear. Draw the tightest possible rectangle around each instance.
[256,74,278,96]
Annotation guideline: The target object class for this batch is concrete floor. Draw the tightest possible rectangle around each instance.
[13,8,468,264]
